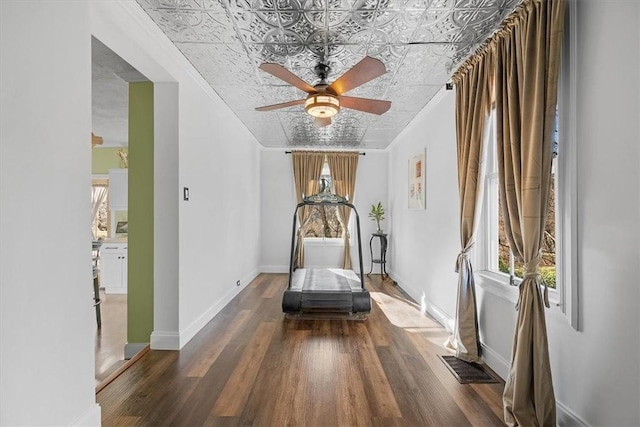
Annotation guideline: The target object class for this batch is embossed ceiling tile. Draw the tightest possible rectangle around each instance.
[280,115,312,140]
[463,12,509,39]
[351,9,379,28]
[448,43,475,65]
[241,120,289,143]
[137,0,523,148]
[228,12,273,35]
[404,0,453,11]
[304,0,354,11]
[136,0,186,10]
[373,46,406,71]
[359,140,390,149]
[420,7,454,28]
[367,111,414,128]
[345,83,389,100]
[189,12,235,42]
[354,0,382,10]
[306,10,354,29]
[393,58,450,85]
[333,18,369,41]
[165,0,228,12]
[361,128,403,142]
[195,0,229,12]
[176,43,256,85]
[454,0,494,8]
[286,55,326,79]
[249,0,275,10]
[142,8,199,42]
[371,13,411,40]
[398,9,425,28]
[387,85,441,111]
[216,85,298,111]
[452,5,502,28]
[284,21,316,44]
[227,8,256,29]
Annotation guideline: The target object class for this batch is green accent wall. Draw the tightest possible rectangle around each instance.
[127,82,154,345]
[92,147,128,174]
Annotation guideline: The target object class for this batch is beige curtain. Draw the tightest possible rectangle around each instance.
[445,46,493,364]
[494,0,565,425]
[327,152,359,269]
[291,151,325,268]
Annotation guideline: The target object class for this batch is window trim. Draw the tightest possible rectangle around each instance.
[475,0,578,330]
[554,0,579,330]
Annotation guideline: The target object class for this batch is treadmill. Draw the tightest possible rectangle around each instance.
[282,192,371,316]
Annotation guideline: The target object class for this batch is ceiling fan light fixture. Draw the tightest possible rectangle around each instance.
[304,94,340,118]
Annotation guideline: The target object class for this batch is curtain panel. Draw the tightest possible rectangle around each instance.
[291,151,325,268]
[493,0,565,425]
[445,47,493,364]
[326,152,359,269]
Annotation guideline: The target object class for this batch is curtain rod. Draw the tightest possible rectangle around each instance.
[284,151,366,156]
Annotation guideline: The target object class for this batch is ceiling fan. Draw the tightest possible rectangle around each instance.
[255,56,391,127]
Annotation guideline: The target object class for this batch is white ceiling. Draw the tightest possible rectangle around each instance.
[92,0,522,149]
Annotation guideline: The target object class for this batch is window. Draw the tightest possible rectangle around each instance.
[303,159,344,239]
[491,114,558,289]
[92,178,110,239]
[476,0,577,329]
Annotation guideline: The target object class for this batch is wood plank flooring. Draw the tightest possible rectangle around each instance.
[95,291,127,386]
[97,273,506,426]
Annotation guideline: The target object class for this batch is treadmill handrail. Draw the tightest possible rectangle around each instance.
[287,199,365,290]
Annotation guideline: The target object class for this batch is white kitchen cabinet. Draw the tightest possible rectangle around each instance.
[100,242,127,294]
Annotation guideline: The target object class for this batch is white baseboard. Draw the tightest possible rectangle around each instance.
[150,331,180,350]
[479,342,509,380]
[387,269,454,333]
[71,403,101,426]
[423,300,454,333]
[557,400,589,427]
[178,268,259,348]
[260,265,289,273]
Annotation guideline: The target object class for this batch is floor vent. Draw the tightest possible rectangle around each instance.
[439,355,499,384]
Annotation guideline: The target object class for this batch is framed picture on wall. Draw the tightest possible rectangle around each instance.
[408,149,426,210]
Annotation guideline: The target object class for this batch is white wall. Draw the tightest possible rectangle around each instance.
[387,90,460,328]
[0,2,99,425]
[259,149,389,275]
[389,2,640,426]
[178,79,261,344]
[2,1,263,422]
[91,1,262,349]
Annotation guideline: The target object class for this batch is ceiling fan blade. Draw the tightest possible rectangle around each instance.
[327,56,387,96]
[255,99,305,112]
[259,63,316,94]
[315,117,332,127]
[339,96,391,115]
[91,132,103,147]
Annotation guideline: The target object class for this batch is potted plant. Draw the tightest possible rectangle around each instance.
[369,201,385,233]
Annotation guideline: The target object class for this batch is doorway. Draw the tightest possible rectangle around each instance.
[91,36,150,386]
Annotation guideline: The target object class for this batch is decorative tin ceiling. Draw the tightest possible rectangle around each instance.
[136,0,521,149]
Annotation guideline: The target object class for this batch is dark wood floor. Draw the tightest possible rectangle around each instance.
[97,273,505,426]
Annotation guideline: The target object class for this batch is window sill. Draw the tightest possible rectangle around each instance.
[303,237,344,247]
[475,270,520,305]
[475,270,560,308]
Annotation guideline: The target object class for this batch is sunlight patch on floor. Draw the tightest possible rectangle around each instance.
[370,292,442,333]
